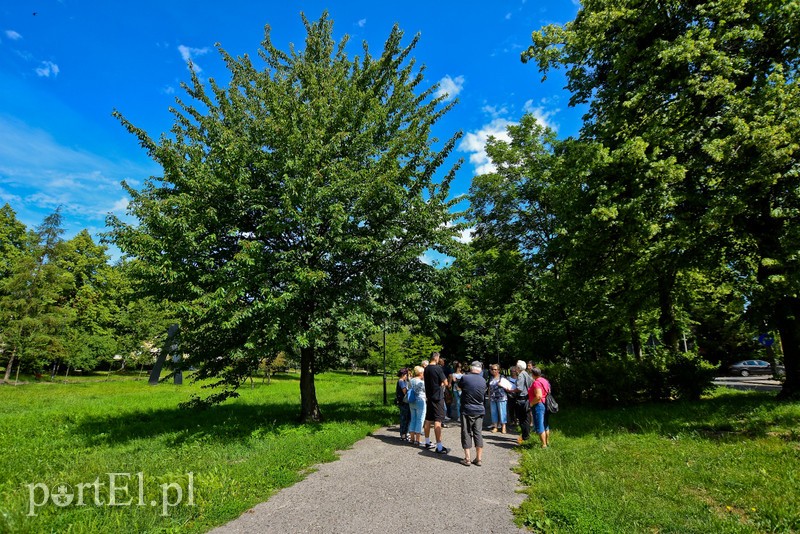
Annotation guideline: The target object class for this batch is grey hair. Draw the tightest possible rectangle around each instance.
[470,361,483,373]
[531,366,543,377]
[516,360,527,372]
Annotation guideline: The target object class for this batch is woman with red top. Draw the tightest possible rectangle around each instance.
[529,367,551,448]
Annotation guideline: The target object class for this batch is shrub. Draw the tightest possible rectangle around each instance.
[543,349,717,406]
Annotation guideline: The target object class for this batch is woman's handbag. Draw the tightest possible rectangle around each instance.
[545,391,559,414]
[444,386,453,405]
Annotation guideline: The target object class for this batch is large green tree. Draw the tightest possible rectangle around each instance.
[109,13,460,420]
[524,0,800,398]
[0,210,73,382]
[56,230,119,374]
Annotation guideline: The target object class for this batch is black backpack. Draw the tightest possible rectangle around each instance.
[545,388,559,414]
[395,381,407,405]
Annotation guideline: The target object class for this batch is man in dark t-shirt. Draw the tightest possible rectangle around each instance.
[423,352,449,453]
[458,361,487,466]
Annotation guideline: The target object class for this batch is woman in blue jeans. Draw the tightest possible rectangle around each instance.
[408,365,427,446]
[529,366,551,448]
[488,364,511,433]
[395,368,411,441]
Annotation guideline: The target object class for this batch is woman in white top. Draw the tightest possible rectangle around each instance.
[488,364,513,433]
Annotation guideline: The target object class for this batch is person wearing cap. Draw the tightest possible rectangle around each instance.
[458,360,487,466]
[395,368,411,442]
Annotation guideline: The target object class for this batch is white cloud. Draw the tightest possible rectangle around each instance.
[357,18,367,28]
[523,99,559,131]
[446,222,474,244]
[434,75,465,102]
[457,227,474,244]
[457,118,515,175]
[0,115,158,230]
[5,30,22,40]
[109,197,129,215]
[0,187,22,205]
[162,85,175,95]
[505,12,512,20]
[35,61,59,77]
[178,44,209,73]
[482,104,508,118]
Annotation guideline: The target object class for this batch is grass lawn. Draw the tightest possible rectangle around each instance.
[3,376,798,533]
[0,372,395,533]
[514,388,800,533]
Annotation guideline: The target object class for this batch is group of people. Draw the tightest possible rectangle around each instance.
[395,353,553,467]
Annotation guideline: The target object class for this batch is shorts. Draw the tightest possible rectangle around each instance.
[533,401,550,434]
[425,398,446,422]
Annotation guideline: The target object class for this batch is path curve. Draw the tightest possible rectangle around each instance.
[211,421,529,534]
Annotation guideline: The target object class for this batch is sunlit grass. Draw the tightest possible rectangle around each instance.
[0,372,395,533]
[514,388,800,533]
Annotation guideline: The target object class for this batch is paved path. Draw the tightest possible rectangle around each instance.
[211,421,529,534]
[714,376,782,392]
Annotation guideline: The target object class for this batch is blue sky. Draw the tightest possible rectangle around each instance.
[1,0,583,260]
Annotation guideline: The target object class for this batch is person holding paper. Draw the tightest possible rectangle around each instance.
[488,364,513,433]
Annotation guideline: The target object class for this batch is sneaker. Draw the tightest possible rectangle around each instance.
[424,443,432,449]
[434,446,449,454]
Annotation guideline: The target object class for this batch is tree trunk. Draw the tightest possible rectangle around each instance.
[299,345,322,422]
[630,316,643,361]
[658,275,681,354]
[3,353,14,382]
[559,306,578,360]
[774,297,800,400]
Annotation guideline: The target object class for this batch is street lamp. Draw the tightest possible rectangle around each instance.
[382,321,387,405]
[496,323,500,366]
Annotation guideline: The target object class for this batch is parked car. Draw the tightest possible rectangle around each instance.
[727,360,774,377]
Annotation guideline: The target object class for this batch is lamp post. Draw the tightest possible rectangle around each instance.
[496,323,500,366]
[382,322,387,405]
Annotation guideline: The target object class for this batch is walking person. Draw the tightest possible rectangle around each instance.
[395,368,411,442]
[513,360,533,445]
[408,366,427,446]
[529,367,552,448]
[488,364,512,433]
[458,361,487,466]
[423,352,449,454]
